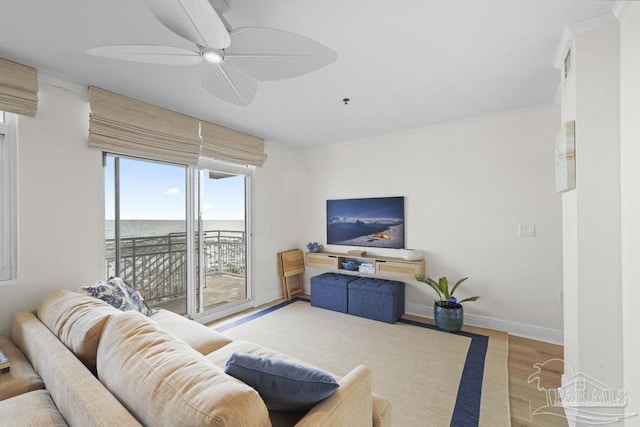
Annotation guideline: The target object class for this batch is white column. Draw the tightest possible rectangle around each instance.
[620,2,640,421]
[561,22,625,424]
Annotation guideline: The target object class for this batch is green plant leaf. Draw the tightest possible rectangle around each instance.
[439,277,450,300]
[450,277,468,296]
[416,275,444,300]
[417,275,479,305]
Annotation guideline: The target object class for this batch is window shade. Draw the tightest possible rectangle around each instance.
[88,87,201,165]
[201,121,267,167]
[0,58,38,117]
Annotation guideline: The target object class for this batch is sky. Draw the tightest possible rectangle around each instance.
[327,197,404,220]
[104,156,245,220]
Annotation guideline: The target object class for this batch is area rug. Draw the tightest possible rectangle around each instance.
[215,298,510,427]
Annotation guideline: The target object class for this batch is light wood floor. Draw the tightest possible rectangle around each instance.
[210,298,568,426]
[508,335,567,426]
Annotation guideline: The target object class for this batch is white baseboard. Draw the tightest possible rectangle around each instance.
[405,303,564,345]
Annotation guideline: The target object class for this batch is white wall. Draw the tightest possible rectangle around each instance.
[0,81,301,336]
[252,141,304,305]
[0,82,104,336]
[620,2,640,419]
[298,105,564,341]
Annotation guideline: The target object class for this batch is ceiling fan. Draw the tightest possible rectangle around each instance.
[87,0,337,106]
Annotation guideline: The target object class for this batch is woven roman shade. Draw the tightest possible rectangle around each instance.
[201,121,267,167]
[0,58,38,116]
[88,86,201,165]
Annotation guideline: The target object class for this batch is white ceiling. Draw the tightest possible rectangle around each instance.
[0,0,616,148]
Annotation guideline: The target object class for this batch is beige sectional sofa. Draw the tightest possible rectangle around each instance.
[0,290,391,426]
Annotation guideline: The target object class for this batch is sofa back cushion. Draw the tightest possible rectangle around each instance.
[37,289,121,373]
[97,311,270,427]
[11,311,142,427]
[150,308,232,355]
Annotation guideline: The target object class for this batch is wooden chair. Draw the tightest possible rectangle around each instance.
[277,249,305,300]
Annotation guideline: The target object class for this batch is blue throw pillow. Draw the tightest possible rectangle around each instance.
[80,277,153,316]
[224,352,339,411]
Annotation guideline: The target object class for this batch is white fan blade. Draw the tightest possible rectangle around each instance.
[87,45,202,66]
[202,62,257,106]
[208,0,229,14]
[146,0,230,49]
[225,27,337,81]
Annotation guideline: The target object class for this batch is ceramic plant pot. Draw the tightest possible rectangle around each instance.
[433,302,464,332]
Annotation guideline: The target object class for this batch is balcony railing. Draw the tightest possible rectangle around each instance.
[105,230,245,305]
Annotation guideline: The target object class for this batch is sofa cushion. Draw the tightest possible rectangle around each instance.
[97,311,270,427]
[79,277,152,316]
[0,335,45,400]
[12,311,141,427]
[225,352,339,411]
[37,289,121,373]
[150,309,231,355]
[0,389,68,426]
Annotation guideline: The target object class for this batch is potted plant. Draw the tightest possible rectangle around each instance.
[415,275,479,332]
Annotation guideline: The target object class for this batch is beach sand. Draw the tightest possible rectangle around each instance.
[335,224,404,248]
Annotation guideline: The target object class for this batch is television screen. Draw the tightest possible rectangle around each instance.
[326,197,405,249]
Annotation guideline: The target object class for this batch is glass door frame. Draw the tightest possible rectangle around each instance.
[105,153,254,324]
[187,158,254,324]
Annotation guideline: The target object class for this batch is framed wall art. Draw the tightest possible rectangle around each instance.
[555,120,576,193]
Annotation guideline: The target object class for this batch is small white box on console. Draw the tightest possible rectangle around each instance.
[359,263,375,274]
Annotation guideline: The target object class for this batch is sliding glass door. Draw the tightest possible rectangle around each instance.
[192,166,249,317]
[105,154,251,320]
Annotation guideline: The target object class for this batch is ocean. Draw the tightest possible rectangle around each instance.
[105,219,245,238]
[327,222,390,243]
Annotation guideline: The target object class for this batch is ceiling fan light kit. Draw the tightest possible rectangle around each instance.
[202,49,224,64]
[87,0,337,106]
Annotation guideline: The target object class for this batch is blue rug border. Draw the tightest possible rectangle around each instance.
[398,317,488,426]
[215,297,488,427]
[215,297,301,333]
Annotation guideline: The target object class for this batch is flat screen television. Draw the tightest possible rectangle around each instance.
[326,196,405,249]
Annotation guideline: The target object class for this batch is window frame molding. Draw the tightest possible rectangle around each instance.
[0,113,18,282]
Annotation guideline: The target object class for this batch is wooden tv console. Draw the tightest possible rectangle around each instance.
[305,251,425,280]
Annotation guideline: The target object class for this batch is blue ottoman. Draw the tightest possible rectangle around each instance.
[310,273,359,313]
[348,278,405,323]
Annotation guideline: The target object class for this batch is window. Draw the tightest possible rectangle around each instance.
[0,112,17,281]
[105,154,252,319]
[105,155,189,313]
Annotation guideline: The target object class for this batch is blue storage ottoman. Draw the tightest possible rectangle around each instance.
[348,278,405,323]
[310,273,359,313]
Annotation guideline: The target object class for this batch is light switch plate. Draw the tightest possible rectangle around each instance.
[518,224,536,237]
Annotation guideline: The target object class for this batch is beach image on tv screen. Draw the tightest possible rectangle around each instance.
[326,197,404,249]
